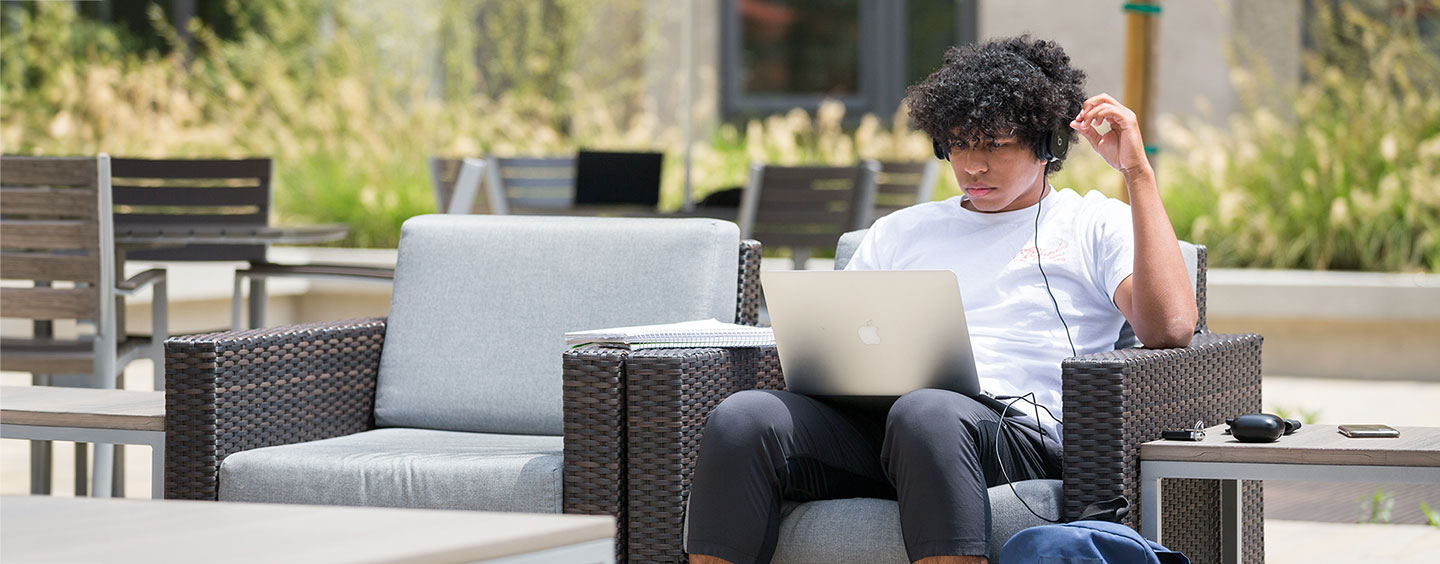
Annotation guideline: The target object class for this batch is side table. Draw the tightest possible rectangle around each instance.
[1140,424,1440,564]
[1,386,165,498]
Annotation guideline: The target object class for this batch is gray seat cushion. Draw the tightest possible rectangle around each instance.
[770,479,1062,563]
[218,427,563,513]
[376,215,740,435]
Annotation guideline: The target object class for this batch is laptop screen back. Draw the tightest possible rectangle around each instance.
[761,270,981,399]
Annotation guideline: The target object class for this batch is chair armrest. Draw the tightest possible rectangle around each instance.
[561,344,781,563]
[1061,331,1262,559]
[737,240,762,325]
[115,268,166,296]
[562,346,630,522]
[238,262,396,281]
[163,317,387,501]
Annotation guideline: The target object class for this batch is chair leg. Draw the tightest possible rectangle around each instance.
[29,373,52,494]
[112,445,126,497]
[152,279,168,391]
[248,276,268,329]
[232,272,246,331]
[74,443,89,496]
[791,246,812,270]
[29,441,51,494]
[109,369,127,497]
[91,443,113,497]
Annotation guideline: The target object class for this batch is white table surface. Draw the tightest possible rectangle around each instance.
[1,495,615,564]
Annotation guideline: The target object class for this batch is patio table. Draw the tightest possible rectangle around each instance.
[1,495,615,563]
[114,223,349,329]
[0,386,164,498]
[1140,424,1440,564]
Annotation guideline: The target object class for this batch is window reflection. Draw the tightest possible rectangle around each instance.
[738,0,860,95]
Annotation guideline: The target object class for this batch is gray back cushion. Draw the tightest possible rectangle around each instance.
[376,215,740,435]
[834,229,1200,349]
[834,229,867,271]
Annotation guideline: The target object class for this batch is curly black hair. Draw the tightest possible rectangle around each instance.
[907,35,1087,173]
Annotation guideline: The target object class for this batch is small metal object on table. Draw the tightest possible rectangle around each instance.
[0,385,165,498]
[1140,424,1440,564]
[114,223,349,329]
[1,495,616,563]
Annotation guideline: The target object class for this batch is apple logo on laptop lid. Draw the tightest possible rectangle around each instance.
[858,320,882,345]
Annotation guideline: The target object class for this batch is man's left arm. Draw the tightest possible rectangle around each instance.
[1072,93,1198,348]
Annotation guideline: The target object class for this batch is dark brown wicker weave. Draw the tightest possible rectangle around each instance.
[164,318,386,500]
[561,244,1265,564]
[163,241,764,564]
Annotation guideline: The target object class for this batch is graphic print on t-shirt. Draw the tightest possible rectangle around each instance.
[1014,240,1070,264]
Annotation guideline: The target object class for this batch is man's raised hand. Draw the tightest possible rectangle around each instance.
[1069,93,1150,175]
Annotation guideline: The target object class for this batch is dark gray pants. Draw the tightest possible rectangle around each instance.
[685,388,1062,564]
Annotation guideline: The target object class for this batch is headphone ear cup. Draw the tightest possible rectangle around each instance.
[933,140,949,161]
[1048,130,1070,162]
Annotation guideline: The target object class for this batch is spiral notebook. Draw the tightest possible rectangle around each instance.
[565,318,775,350]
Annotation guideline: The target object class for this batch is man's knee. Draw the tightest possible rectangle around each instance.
[887,389,988,439]
[703,390,790,448]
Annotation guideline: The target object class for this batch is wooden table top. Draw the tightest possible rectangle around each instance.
[0,495,615,564]
[1140,424,1440,467]
[0,386,164,432]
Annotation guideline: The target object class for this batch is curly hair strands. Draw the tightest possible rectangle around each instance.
[907,35,1087,173]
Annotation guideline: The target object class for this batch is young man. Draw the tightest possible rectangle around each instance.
[687,35,1196,564]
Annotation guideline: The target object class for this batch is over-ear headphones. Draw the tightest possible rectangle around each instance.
[933,129,1070,163]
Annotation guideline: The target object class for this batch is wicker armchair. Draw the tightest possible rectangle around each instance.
[164,216,760,564]
[562,240,1264,563]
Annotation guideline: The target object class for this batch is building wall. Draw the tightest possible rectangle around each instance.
[639,0,1302,143]
[640,0,722,149]
[979,0,1300,140]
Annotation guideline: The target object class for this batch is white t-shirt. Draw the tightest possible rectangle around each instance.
[845,187,1135,441]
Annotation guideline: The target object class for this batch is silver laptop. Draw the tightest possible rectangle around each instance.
[761,270,981,398]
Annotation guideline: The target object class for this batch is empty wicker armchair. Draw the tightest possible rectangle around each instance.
[164,216,762,558]
[563,232,1263,563]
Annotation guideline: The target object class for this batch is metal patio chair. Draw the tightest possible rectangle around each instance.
[1,154,168,497]
[108,158,393,330]
[736,162,878,269]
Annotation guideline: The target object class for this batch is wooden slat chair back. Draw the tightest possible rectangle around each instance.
[2,153,167,387]
[487,156,576,212]
[1,156,111,334]
[110,158,271,261]
[737,162,879,268]
[868,160,940,225]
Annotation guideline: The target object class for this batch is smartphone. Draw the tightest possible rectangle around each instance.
[1338,424,1400,438]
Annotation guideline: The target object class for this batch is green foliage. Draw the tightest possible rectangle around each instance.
[1360,486,1396,524]
[3,1,1436,270]
[1270,405,1321,425]
[1,0,662,248]
[1157,3,1440,272]
[1421,501,1439,527]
